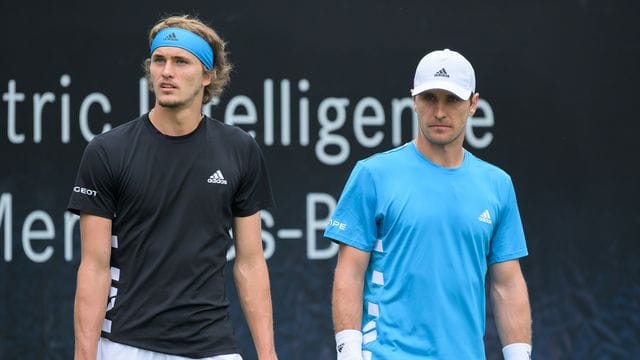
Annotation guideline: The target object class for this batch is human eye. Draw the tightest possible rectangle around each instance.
[447,95,463,103]
[420,93,436,102]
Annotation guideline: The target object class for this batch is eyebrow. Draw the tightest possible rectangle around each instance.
[152,53,190,61]
[422,91,463,99]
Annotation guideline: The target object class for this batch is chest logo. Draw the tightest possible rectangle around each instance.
[478,209,492,224]
[207,170,228,185]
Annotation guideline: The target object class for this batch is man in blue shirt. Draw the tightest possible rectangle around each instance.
[325,49,532,360]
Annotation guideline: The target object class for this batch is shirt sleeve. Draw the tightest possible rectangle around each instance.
[487,177,528,264]
[232,136,274,217]
[67,138,117,219]
[323,161,378,252]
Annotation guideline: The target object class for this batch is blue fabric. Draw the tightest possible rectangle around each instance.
[150,27,214,70]
[325,142,528,359]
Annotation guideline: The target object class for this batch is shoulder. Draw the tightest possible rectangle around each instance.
[357,142,413,172]
[465,150,513,184]
[339,143,414,187]
[361,142,413,165]
[88,116,145,150]
[204,117,256,145]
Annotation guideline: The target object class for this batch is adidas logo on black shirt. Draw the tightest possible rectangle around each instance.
[207,170,228,185]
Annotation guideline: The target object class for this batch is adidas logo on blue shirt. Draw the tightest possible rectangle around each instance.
[478,209,492,224]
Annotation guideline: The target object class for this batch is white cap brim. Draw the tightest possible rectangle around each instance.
[411,80,472,99]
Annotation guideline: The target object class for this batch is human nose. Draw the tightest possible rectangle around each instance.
[161,61,174,78]
[434,102,446,120]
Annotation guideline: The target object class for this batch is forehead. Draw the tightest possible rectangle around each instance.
[151,46,198,60]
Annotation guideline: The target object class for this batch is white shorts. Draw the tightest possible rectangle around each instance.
[97,337,243,360]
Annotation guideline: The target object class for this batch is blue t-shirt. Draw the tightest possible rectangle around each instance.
[324,142,528,359]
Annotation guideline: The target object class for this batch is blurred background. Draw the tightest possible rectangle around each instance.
[1,0,638,359]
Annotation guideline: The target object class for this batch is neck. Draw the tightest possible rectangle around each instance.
[149,105,203,136]
[414,137,465,168]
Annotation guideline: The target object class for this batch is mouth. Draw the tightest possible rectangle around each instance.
[159,82,178,90]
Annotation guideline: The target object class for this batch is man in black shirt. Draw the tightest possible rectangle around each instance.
[68,15,278,360]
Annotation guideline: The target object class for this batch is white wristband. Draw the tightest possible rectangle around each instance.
[335,329,363,360]
[502,343,532,360]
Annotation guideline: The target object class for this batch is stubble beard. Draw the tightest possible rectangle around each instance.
[419,123,465,147]
[157,99,183,108]
[155,84,204,109]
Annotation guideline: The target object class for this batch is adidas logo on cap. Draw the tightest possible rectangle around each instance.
[434,68,449,78]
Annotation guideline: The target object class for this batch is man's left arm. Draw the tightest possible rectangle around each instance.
[233,212,277,360]
[489,259,532,359]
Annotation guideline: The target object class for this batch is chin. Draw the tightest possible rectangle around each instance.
[158,99,185,108]
[427,136,457,146]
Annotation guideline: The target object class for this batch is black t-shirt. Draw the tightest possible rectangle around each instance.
[68,114,274,358]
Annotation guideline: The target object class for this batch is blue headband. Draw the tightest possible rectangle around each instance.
[150,27,214,70]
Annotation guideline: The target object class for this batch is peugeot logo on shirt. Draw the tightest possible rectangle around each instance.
[73,186,98,197]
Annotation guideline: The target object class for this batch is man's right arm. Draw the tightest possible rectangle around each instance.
[332,243,370,360]
[74,214,112,360]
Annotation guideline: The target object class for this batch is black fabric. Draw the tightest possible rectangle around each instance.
[67,114,274,357]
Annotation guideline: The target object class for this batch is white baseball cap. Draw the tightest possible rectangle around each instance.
[411,49,475,99]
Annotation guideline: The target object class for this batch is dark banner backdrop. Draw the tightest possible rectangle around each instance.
[1,1,639,359]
